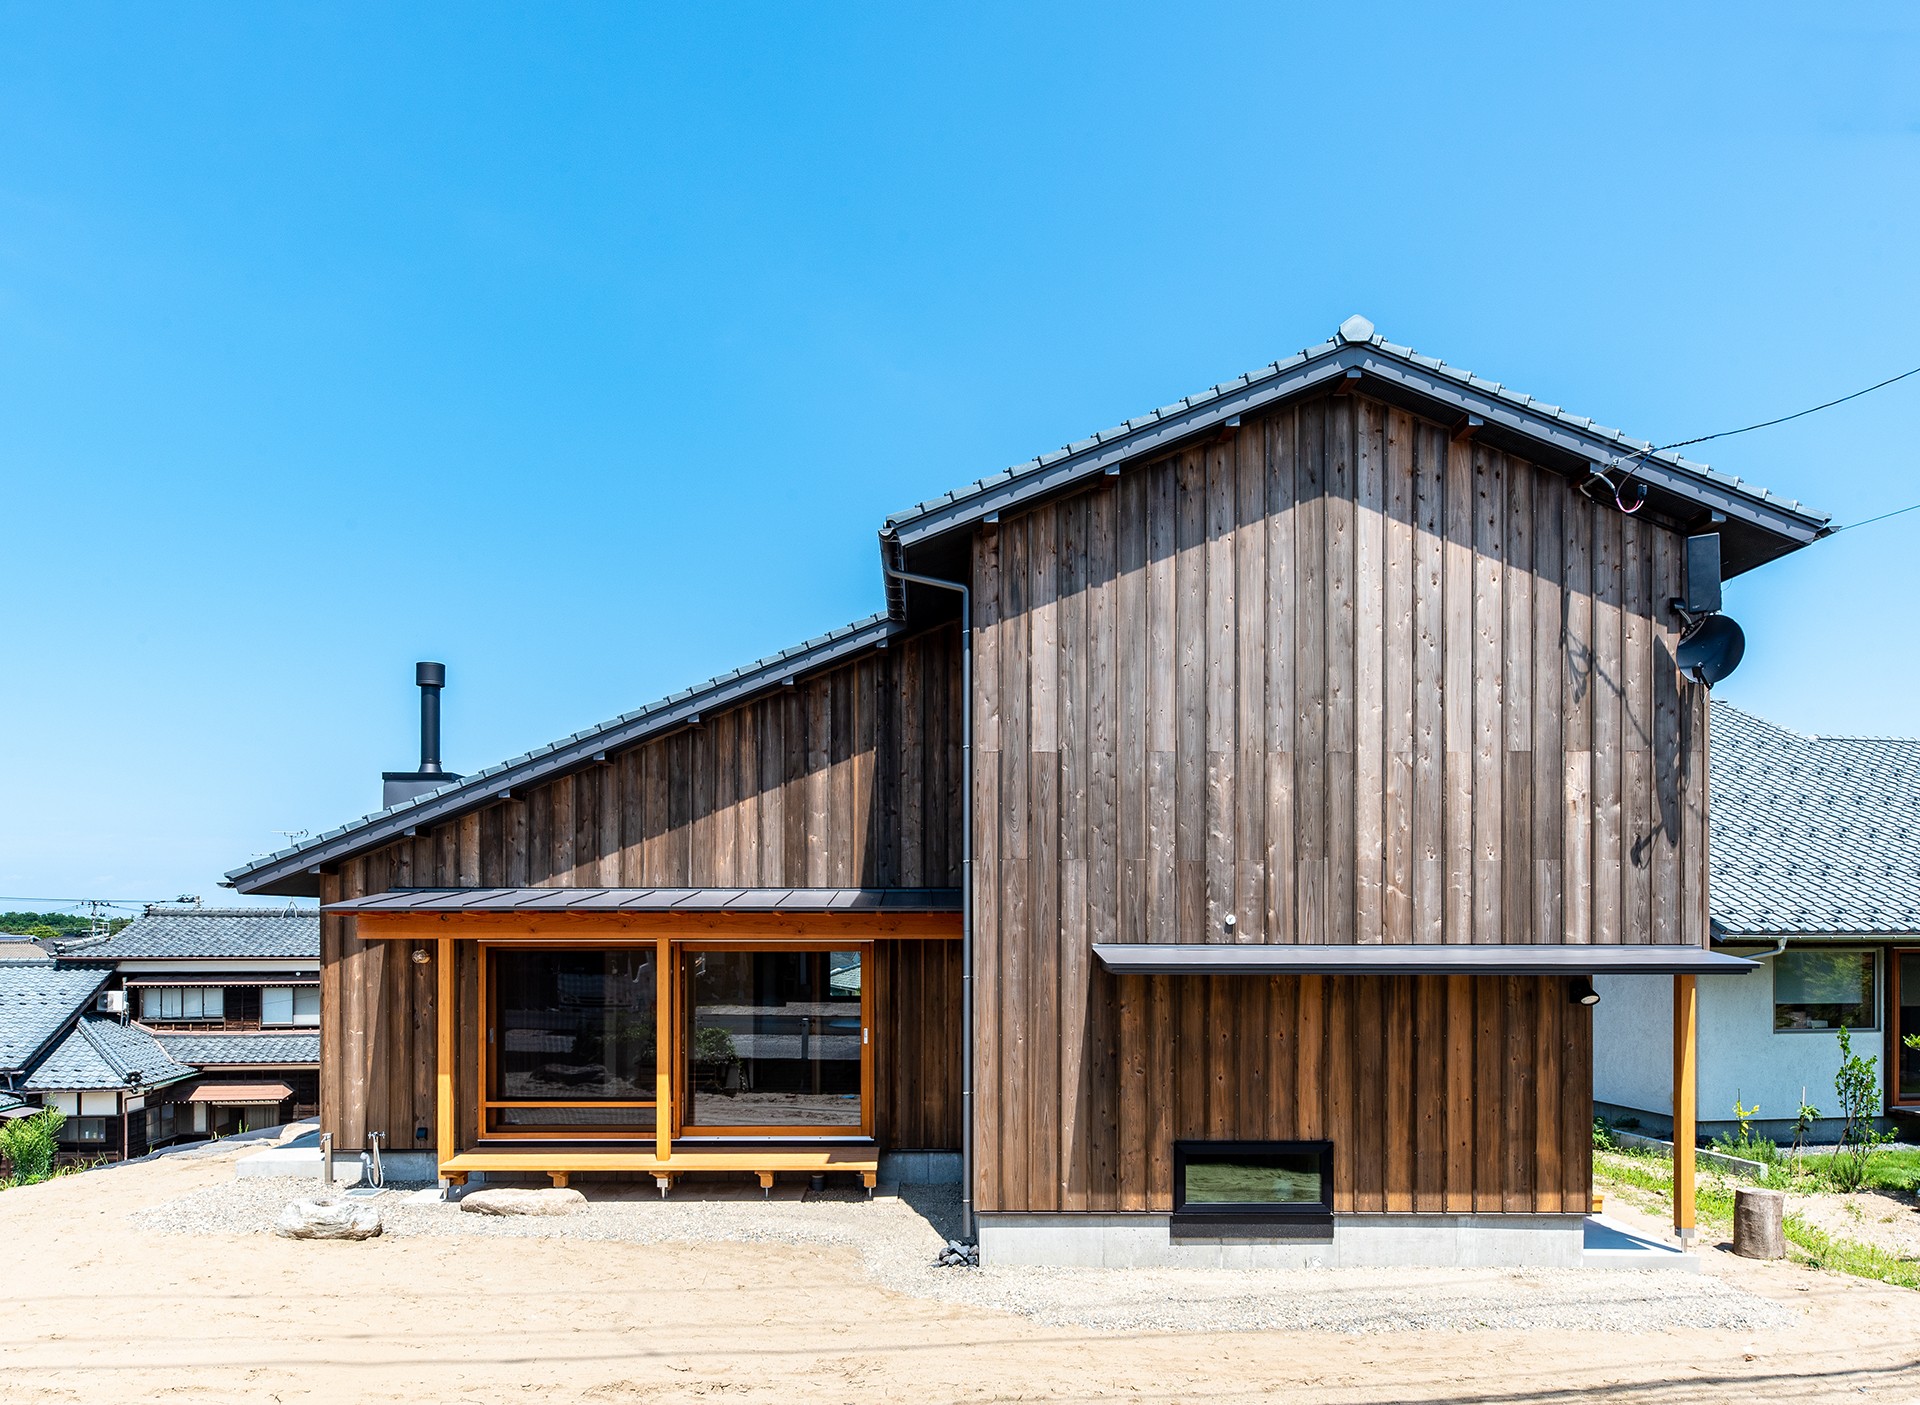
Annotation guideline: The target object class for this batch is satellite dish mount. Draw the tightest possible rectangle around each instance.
[1669,532,1745,688]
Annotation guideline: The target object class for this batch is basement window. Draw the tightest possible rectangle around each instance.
[1774,949,1877,1032]
[1171,1140,1334,1239]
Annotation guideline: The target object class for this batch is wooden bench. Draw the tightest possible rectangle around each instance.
[440,1145,880,1197]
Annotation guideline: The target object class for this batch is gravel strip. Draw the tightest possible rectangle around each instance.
[130,1177,1793,1335]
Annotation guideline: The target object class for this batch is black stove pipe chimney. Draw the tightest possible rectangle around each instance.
[415,661,446,775]
[382,661,462,808]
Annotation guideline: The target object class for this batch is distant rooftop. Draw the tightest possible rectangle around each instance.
[49,906,318,962]
[1711,702,1920,937]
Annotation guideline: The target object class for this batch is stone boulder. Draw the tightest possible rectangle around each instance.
[275,1197,382,1240]
[459,1187,587,1217]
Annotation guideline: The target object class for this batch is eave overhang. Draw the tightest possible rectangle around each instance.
[1092,943,1757,976]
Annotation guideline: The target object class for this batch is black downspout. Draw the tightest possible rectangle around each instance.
[882,542,974,1240]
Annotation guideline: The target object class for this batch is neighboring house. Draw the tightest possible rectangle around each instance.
[42,906,321,1141]
[0,936,51,962]
[226,317,1828,1267]
[1596,703,1920,1140]
[0,961,196,1160]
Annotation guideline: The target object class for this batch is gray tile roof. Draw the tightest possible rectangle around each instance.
[227,613,900,896]
[0,964,109,1073]
[154,1033,318,1067]
[51,906,319,960]
[20,1015,197,1093]
[0,938,51,962]
[881,318,1830,560]
[1710,702,1920,937]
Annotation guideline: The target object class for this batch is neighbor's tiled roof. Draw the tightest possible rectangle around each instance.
[0,938,51,962]
[52,906,318,961]
[155,1033,318,1067]
[0,964,110,1073]
[20,1015,197,1093]
[1710,702,1920,937]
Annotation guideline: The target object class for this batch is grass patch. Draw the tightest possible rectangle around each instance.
[1593,1147,1920,1293]
[1788,1220,1920,1291]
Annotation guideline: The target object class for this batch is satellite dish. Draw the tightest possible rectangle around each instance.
[1677,613,1745,687]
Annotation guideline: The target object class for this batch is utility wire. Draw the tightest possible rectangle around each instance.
[1588,357,1920,512]
[1649,363,1920,455]
[1831,500,1920,535]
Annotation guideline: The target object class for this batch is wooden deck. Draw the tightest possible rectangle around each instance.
[441,1145,881,1195]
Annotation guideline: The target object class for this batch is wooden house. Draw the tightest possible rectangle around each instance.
[226,317,1828,1266]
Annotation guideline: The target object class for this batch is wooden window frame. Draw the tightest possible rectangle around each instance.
[672,940,874,1142]
[477,939,664,1143]
[473,934,877,1146]
[1892,946,1919,1110]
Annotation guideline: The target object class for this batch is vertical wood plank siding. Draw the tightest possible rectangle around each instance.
[970,392,1703,1213]
[318,626,965,1152]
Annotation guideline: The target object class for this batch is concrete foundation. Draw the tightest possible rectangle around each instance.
[878,1150,961,1186]
[976,1212,1587,1269]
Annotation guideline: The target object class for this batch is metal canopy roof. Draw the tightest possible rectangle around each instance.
[1091,943,1757,976]
[325,886,963,915]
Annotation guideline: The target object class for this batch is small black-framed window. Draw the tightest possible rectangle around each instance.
[1172,1140,1334,1239]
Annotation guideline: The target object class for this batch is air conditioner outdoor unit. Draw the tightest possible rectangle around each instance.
[96,990,127,1015]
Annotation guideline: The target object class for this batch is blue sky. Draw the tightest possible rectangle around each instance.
[3,5,1917,906]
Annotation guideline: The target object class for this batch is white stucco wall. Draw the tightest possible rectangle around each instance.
[1593,951,1884,1136]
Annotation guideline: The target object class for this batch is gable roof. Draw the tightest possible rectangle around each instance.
[47,906,319,961]
[1710,702,1920,937]
[20,1014,197,1093]
[880,317,1829,605]
[0,938,51,962]
[227,612,900,896]
[230,319,1828,900]
[0,964,110,1074]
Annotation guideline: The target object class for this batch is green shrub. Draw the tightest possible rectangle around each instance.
[1831,1027,1894,1193]
[0,1107,65,1184]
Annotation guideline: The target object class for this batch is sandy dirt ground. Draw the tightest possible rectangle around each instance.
[4,1148,1918,1405]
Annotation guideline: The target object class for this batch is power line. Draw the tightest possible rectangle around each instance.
[1831,500,1920,535]
[0,896,175,909]
[1651,363,1920,455]
[1591,357,1920,498]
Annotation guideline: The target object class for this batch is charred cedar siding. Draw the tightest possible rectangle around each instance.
[316,625,965,1155]
[970,393,1706,1215]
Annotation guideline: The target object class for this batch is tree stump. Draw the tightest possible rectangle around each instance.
[1732,1187,1786,1259]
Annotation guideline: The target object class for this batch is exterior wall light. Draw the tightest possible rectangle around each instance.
[1570,977,1600,1007]
[411,947,431,965]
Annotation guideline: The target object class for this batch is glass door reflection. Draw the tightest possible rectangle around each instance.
[680,948,866,1134]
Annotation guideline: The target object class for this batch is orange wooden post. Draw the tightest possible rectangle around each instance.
[435,936,454,1180]
[655,935,672,1163]
[1673,973,1697,1243]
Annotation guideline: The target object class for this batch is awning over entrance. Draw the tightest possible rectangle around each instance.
[323,886,962,914]
[1092,943,1758,976]
[187,1082,294,1104]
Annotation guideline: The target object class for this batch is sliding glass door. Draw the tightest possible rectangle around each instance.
[479,941,872,1141]
[679,947,869,1136]
[1898,950,1919,1107]
[484,947,658,1135]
